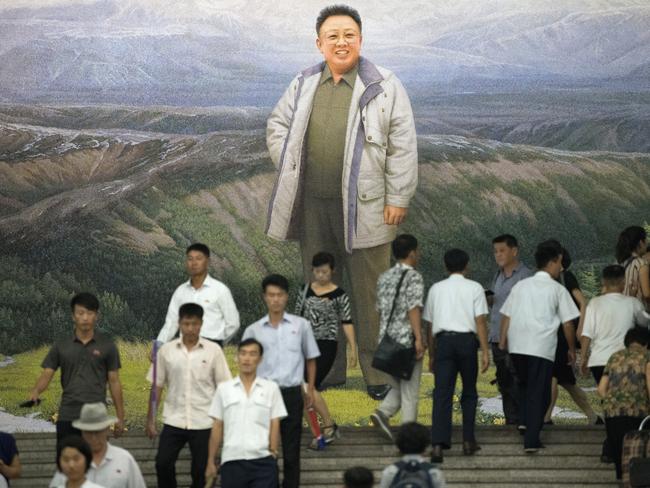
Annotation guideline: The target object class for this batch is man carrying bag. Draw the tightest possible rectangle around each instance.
[371,234,425,440]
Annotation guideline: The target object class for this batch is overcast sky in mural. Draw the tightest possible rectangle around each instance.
[1,0,648,105]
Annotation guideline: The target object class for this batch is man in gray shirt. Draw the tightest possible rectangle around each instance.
[487,234,532,425]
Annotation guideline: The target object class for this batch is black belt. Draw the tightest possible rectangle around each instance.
[279,385,302,392]
[437,331,474,337]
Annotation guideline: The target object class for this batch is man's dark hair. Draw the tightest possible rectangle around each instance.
[444,248,469,273]
[616,226,647,264]
[312,252,335,269]
[179,303,204,321]
[238,338,264,356]
[186,243,210,257]
[602,264,626,285]
[70,292,99,312]
[492,234,519,248]
[262,274,290,293]
[625,327,650,348]
[57,435,93,473]
[316,4,362,35]
[561,248,573,270]
[343,466,374,488]
[392,234,418,260]
[395,422,429,454]
[535,245,562,269]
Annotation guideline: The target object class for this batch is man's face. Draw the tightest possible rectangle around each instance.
[186,250,209,277]
[82,428,109,454]
[263,285,288,315]
[493,242,518,268]
[72,305,98,332]
[237,343,262,375]
[179,316,202,343]
[316,15,362,74]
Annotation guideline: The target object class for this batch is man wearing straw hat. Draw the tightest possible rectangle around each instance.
[49,402,146,488]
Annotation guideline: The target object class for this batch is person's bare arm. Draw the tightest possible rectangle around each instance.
[146,385,164,439]
[0,453,21,480]
[640,263,650,301]
[342,323,357,368]
[424,320,435,373]
[107,370,125,436]
[597,374,609,398]
[475,314,490,373]
[269,417,281,456]
[205,419,223,479]
[572,288,588,340]
[562,320,577,365]
[408,307,425,360]
[29,368,55,401]
[305,358,316,408]
[498,316,510,351]
[580,336,592,377]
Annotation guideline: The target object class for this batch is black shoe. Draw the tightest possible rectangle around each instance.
[430,445,443,464]
[367,384,391,401]
[517,425,526,435]
[595,415,605,425]
[543,420,554,426]
[463,441,481,456]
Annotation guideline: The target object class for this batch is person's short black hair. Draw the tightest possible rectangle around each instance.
[492,234,519,248]
[625,327,650,348]
[535,245,562,269]
[316,4,362,35]
[395,422,429,454]
[178,303,204,321]
[343,466,374,488]
[262,274,289,293]
[616,226,647,263]
[70,292,99,312]
[57,435,93,473]
[312,252,335,269]
[238,338,264,356]
[186,243,210,257]
[392,234,418,260]
[602,264,626,285]
[444,248,469,273]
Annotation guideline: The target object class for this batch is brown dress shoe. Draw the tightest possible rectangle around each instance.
[463,441,481,455]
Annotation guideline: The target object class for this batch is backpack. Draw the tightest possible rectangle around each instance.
[389,460,435,488]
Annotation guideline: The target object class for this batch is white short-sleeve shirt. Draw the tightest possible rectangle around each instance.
[501,271,580,361]
[582,293,649,367]
[50,443,146,488]
[423,274,489,335]
[209,376,287,464]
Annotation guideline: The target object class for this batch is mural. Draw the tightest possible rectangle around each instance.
[1,0,649,353]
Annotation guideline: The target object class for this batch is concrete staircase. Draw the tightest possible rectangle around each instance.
[11,425,617,487]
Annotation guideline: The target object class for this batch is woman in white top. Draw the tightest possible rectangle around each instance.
[55,436,104,488]
[616,226,650,310]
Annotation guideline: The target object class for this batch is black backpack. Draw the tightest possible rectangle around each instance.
[389,460,434,488]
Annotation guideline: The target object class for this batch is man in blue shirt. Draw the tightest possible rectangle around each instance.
[242,274,320,488]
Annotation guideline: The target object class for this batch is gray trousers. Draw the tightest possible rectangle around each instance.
[300,196,391,386]
[377,359,423,422]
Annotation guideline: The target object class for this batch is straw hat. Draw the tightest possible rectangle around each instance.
[72,402,117,431]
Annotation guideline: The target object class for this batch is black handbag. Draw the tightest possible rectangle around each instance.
[371,270,417,381]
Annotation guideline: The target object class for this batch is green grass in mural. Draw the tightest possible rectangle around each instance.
[0,342,603,430]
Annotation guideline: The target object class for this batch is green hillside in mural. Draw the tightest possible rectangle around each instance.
[1,106,649,353]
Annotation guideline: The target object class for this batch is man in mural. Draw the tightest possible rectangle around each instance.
[265,4,418,399]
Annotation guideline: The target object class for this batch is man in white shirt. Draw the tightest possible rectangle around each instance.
[205,338,287,488]
[499,243,580,453]
[50,403,146,488]
[146,303,232,488]
[155,243,240,348]
[423,249,490,463]
[242,274,320,488]
[581,264,650,383]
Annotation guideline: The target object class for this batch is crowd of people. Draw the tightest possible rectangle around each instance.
[0,223,647,488]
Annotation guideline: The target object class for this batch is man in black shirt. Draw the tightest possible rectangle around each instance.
[28,293,125,445]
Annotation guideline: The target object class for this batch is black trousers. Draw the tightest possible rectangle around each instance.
[280,386,303,488]
[511,353,553,449]
[431,333,479,448]
[605,416,643,479]
[155,424,211,488]
[591,366,611,459]
[491,343,519,424]
[56,420,81,446]
[220,456,279,488]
